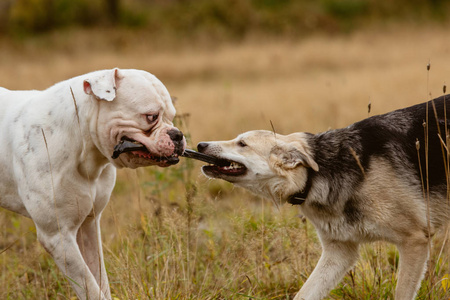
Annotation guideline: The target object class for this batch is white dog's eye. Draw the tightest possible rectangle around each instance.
[238,140,247,147]
[146,113,159,124]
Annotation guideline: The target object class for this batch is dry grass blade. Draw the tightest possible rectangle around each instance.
[431,100,448,178]
[270,120,277,139]
[349,146,365,177]
[0,230,34,255]
[41,129,66,275]
[70,86,81,127]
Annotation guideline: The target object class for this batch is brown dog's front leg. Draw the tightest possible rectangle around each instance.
[294,240,359,300]
[395,236,429,300]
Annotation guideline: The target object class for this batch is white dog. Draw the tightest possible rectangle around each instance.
[0,69,186,299]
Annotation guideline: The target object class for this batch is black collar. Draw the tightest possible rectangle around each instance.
[287,170,313,205]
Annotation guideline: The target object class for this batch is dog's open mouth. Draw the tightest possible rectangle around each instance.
[199,155,247,177]
[202,161,247,176]
[180,149,247,176]
[112,137,180,165]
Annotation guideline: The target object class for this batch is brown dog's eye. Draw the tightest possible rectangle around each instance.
[146,114,159,124]
[238,140,247,147]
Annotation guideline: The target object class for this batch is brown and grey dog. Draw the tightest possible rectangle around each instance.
[0,69,185,299]
[197,95,450,300]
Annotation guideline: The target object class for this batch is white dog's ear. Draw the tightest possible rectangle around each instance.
[270,144,319,172]
[83,68,121,101]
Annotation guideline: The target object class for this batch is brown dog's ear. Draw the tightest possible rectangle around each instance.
[83,68,120,101]
[270,144,319,172]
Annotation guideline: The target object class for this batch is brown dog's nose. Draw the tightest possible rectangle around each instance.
[197,142,209,152]
[168,128,184,142]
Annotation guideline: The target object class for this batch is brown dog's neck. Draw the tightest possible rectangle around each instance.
[287,169,313,205]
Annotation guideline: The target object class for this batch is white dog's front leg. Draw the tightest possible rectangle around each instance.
[37,228,109,300]
[294,240,359,300]
[77,215,111,299]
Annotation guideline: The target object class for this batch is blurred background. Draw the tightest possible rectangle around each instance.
[1,1,450,299]
[1,0,450,141]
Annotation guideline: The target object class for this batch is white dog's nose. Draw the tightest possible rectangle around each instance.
[168,128,184,142]
[167,128,185,157]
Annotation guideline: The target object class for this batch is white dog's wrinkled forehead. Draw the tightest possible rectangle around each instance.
[119,70,176,119]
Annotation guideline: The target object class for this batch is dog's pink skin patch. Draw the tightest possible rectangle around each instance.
[155,128,176,156]
[129,127,179,158]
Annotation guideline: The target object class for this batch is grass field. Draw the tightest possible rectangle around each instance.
[1,24,450,299]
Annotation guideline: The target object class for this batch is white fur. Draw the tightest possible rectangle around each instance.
[0,69,185,300]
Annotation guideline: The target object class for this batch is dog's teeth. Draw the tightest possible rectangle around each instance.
[230,162,241,169]
[220,162,242,170]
